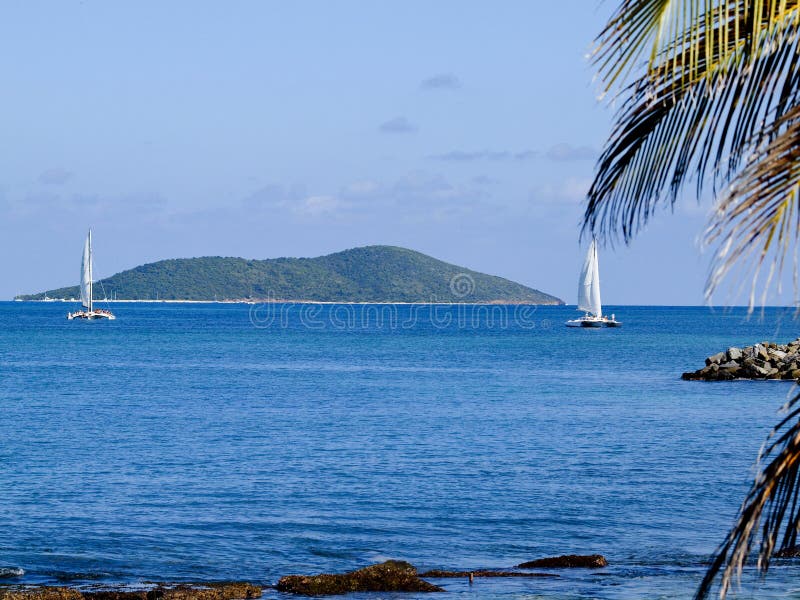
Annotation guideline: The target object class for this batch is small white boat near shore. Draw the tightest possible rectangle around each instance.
[565,239,621,328]
[67,230,116,321]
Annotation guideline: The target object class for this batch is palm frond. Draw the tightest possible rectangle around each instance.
[696,389,800,599]
[589,3,800,600]
[595,0,800,94]
[594,0,706,94]
[585,1,800,246]
[705,105,800,304]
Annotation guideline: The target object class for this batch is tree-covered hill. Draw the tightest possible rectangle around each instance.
[17,245,563,304]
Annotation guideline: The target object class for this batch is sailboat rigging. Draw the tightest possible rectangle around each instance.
[67,230,116,321]
[565,240,620,328]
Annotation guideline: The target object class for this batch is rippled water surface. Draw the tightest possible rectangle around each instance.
[3,302,800,598]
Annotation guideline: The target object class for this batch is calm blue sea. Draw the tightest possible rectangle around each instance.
[3,302,800,598]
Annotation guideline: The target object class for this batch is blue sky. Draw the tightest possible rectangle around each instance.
[0,1,778,304]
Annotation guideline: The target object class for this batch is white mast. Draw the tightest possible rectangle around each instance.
[80,230,93,312]
[88,229,93,312]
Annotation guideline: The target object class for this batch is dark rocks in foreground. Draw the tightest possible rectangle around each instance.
[517,555,608,569]
[276,561,443,595]
[682,339,800,381]
[775,545,800,558]
[0,584,261,600]
[277,557,602,595]
[4,556,608,600]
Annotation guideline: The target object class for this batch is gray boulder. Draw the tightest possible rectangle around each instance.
[752,365,771,377]
[771,350,788,361]
[702,364,720,375]
[727,347,743,361]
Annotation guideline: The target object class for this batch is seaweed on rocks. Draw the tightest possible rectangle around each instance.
[0,583,261,600]
[276,561,443,595]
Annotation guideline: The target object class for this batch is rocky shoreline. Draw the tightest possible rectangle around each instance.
[682,338,800,381]
[276,556,606,595]
[0,555,607,598]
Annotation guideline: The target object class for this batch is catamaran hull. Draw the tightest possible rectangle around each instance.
[565,318,604,328]
[67,311,115,321]
[565,317,622,328]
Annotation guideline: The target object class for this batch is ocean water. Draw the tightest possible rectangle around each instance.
[3,301,800,598]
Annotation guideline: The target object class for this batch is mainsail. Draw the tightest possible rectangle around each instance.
[577,239,601,317]
[80,231,93,310]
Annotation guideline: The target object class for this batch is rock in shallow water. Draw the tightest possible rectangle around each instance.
[516,555,608,569]
[775,545,800,558]
[276,561,443,595]
[419,570,556,578]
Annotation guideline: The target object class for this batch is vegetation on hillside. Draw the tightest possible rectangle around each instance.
[19,245,563,304]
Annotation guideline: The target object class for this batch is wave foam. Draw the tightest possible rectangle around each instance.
[0,567,24,578]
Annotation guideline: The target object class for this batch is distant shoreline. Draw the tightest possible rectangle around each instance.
[14,298,564,306]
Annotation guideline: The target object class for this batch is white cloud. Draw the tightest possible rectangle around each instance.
[430,149,536,161]
[237,172,495,222]
[420,73,462,90]
[533,177,592,204]
[344,180,380,196]
[546,143,596,162]
[296,195,341,217]
[379,116,417,134]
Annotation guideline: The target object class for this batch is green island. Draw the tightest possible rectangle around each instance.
[17,245,563,304]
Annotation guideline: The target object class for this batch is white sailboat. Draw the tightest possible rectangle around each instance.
[67,230,115,321]
[565,239,620,328]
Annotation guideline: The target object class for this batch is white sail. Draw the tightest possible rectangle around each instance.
[80,231,92,310]
[69,229,115,320]
[589,241,601,317]
[577,240,602,317]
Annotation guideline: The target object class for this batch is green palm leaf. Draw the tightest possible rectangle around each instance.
[706,106,800,304]
[587,0,800,303]
[695,389,800,599]
[589,3,800,598]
